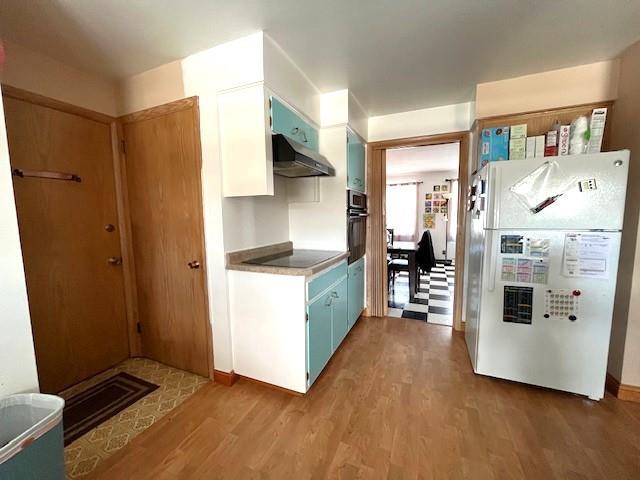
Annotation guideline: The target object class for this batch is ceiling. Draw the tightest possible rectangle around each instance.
[1,1,640,115]
[386,143,459,177]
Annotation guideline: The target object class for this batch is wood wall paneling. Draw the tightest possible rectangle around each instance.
[453,134,469,329]
[365,146,387,317]
[473,101,615,171]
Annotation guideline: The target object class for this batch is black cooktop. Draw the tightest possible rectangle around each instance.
[243,249,342,268]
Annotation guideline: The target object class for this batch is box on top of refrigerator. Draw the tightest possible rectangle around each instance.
[510,124,527,139]
[587,107,607,154]
[557,125,571,155]
[480,127,510,167]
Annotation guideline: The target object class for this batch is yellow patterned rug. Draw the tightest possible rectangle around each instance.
[60,358,209,478]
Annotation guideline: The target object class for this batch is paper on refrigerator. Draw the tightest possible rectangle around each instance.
[501,256,548,284]
[562,233,612,279]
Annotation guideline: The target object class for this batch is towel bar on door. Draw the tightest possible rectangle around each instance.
[12,168,82,182]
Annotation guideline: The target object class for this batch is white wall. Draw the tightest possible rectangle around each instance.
[348,92,369,141]
[475,60,620,119]
[289,126,348,251]
[221,33,320,252]
[222,177,291,251]
[387,170,458,260]
[0,98,40,395]
[2,41,119,116]
[321,89,349,128]
[117,60,184,115]
[368,102,474,142]
[264,35,321,126]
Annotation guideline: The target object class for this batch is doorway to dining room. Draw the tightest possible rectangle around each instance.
[385,143,460,326]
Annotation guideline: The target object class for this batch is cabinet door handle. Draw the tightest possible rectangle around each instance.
[325,296,333,306]
[331,291,339,299]
[291,127,308,143]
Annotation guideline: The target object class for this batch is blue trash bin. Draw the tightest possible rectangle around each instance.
[0,394,65,480]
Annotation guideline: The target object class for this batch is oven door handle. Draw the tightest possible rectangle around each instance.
[349,213,369,218]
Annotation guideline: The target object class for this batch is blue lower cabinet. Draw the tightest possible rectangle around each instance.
[348,258,365,330]
[308,262,348,300]
[331,277,348,351]
[307,293,333,387]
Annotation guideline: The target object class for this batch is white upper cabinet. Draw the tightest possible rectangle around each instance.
[218,84,274,197]
[216,33,323,198]
[218,85,321,197]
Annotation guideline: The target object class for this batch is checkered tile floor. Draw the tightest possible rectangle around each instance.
[388,262,455,326]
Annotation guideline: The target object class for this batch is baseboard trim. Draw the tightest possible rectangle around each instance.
[236,374,304,396]
[606,373,640,403]
[213,369,238,387]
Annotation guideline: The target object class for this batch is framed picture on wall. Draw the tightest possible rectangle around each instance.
[433,185,440,192]
[425,193,432,200]
[441,184,449,192]
[423,213,436,229]
[433,192,442,200]
[425,203,432,213]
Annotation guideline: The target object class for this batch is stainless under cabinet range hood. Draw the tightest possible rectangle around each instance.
[272,134,335,177]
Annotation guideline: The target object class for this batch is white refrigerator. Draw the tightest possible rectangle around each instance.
[465,150,630,400]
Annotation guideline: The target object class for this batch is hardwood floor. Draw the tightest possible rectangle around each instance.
[91,316,640,479]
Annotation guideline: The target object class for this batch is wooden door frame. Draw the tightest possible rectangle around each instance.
[1,84,142,356]
[117,97,215,379]
[365,131,470,331]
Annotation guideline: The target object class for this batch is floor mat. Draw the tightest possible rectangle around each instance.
[60,358,209,479]
[63,372,158,446]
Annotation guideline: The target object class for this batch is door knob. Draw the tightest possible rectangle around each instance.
[107,256,122,266]
[188,260,200,269]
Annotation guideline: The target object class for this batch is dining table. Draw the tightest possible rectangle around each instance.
[387,240,418,301]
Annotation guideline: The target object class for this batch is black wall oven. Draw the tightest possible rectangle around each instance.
[347,190,367,264]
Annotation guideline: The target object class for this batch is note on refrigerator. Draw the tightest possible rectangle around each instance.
[532,259,549,284]
[526,239,550,258]
[563,233,612,279]
[516,258,533,283]
[501,257,517,281]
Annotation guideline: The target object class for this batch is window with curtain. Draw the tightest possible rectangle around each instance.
[386,183,418,242]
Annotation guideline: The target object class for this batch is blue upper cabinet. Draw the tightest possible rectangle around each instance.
[270,96,319,152]
[347,130,365,192]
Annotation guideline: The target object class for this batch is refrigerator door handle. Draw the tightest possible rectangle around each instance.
[487,167,501,229]
[486,230,497,292]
